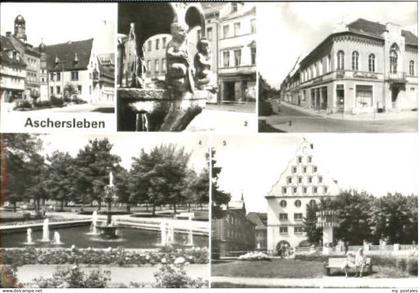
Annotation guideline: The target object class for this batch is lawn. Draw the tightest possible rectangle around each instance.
[211,259,324,278]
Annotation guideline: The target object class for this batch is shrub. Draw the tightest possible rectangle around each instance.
[34,100,52,108]
[153,264,208,288]
[50,96,64,107]
[371,255,418,276]
[13,99,32,110]
[0,266,23,288]
[33,265,110,288]
[258,100,274,116]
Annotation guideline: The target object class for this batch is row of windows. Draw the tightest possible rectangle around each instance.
[279,226,304,234]
[49,71,80,82]
[146,58,167,74]
[221,19,256,39]
[282,185,328,195]
[296,156,312,164]
[287,175,323,184]
[279,199,317,208]
[147,36,167,52]
[50,85,86,95]
[279,213,303,221]
[222,47,256,68]
[290,165,318,174]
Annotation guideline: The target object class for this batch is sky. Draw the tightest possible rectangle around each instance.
[0,3,116,54]
[38,133,209,174]
[257,2,418,89]
[214,134,418,213]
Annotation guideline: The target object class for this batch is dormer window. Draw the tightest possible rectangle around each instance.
[287,177,292,184]
[282,187,287,194]
[292,166,297,173]
[54,56,60,66]
[303,167,307,173]
[297,156,302,164]
[313,166,318,173]
[232,2,238,12]
[73,53,79,64]
[318,176,323,183]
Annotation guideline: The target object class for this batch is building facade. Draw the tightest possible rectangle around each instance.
[0,36,26,102]
[137,2,256,103]
[280,19,418,114]
[246,212,267,251]
[266,139,340,254]
[212,198,256,258]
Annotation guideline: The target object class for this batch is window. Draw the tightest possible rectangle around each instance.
[279,226,288,234]
[279,213,288,221]
[223,51,230,67]
[162,37,167,48]
[207,27,213,41]
[294,213,303,221]
[368,54,375,72]
[309,199,316,206]
[71,71,79,81]
[234,22,241,36]
[251,47,256,65]
[297,156,302,163]
[232,2,238,12]
[390,45,398,73]
[308,156,312,163]
[303,166,307,173]
[313,166,318,173]
[250,19,256,33]
[280,200,287,207]
[308,177,313,183]
[293,187,297,194]
[50,72,55,81]
[352,51,359,70]
[223,25,230,38]
[287,177,292,184]
[56,86,61,94]
[324,187,328,194]
[154,59,159,73]
[409,60,415,76]
[148,40,152,51]
[155,39,159,50]
[295,200,301,207]
[281,187,287,195]
[356,85,373,108]
[292,166,297,173]
[298,177,302,184]
[234,49,241,66]
[294,226,304,234]
[313,187,318,194]
[56,72,61,81]
[303,187,308,194]
[318,176,323,183]
[146,60,151,71]
[50,86,54,94]
[161,58,166,72]
[337,50,344,70]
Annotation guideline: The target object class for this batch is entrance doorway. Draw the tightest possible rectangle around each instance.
[391,87,400,109]
[222,81,235,102]
[276,240,291,257]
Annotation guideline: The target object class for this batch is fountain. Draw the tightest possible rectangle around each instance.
[186,215,194,247]
[88,211,99,235]
[167,221,175,245]
[160,220,167,246]
[40,218,50,242]
[117,3,214,131]
[96,172,119,239]
[52,231,63,245]
[23,228,35,245]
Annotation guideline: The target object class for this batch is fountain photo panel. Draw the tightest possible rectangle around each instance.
[1,132,210,287]
[117,2,257,132]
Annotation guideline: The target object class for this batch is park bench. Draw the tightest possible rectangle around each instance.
[324,256,372,276]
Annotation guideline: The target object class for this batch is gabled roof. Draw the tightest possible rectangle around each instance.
[347,18,418,46]
[247,212,267,227]
[44,39,93,72]
[0,36,27,68]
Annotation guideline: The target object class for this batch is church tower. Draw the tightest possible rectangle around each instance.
[14,15,27,42]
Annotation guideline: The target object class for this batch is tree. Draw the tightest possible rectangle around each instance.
[210,149,231,219]
[129,144,191,215]
[73,138,121,209]
[44,151,77,211]
[63,82,79,100]
[114,167,132,212]
[2,133,44,211]
[303,201,322,245]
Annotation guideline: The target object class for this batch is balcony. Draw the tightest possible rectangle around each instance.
[387,72,406,83]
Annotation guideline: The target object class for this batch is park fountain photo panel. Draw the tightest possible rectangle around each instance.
[0,133,210,288]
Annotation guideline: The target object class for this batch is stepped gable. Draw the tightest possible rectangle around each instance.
[268,139,340,198]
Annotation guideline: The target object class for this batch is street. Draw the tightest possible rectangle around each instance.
[260,102,418,133]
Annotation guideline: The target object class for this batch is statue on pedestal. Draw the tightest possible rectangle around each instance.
[194,38,217,93]
[166,22,195,94]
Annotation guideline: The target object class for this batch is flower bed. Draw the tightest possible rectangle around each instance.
[238,251,271,261]
[371,255,417,276]
[0,246,208,267]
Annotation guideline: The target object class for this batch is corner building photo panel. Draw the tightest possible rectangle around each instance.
[258,2,418,133]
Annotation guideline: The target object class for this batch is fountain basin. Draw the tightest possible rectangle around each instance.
[97,225,119,239]
[117,88,208,131]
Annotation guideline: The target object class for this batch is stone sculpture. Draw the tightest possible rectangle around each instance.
[194,38,217,92]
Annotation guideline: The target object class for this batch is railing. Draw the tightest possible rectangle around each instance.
[388,72,406,80]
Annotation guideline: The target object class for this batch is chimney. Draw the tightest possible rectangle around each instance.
[6,32,11,37]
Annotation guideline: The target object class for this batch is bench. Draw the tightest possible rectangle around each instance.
[325,256,372,276]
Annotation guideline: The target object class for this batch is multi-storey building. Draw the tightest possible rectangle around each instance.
[212,197,256,258]
[138,2,256,103]
[266,139,340,254]
[246,212,267,251]
[280,18,418,114]
[0,36,26,102]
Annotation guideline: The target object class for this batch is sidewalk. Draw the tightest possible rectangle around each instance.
[280,102,417,121]
[211,276,418,288]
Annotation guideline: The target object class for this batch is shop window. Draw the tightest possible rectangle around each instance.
[355,85,373,108]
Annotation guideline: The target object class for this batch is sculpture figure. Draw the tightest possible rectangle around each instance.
[166,22,194,93]
[194,38,217,92]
